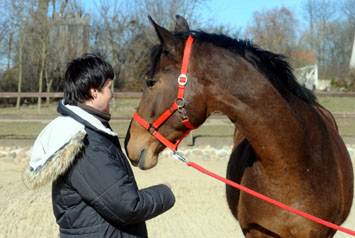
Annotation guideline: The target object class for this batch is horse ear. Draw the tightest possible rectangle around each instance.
[148,15,175,46]
[175,15,190,32]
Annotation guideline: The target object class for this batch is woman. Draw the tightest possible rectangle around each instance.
[23,54,175,237]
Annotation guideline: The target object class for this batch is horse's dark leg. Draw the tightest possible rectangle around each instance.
[226,138,257,220]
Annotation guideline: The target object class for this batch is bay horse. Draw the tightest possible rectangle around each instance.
[124,15,353,238]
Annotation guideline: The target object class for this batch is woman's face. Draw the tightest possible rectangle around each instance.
[92,79,113,113]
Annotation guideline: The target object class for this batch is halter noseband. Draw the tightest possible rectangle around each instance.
[133,35,197,151]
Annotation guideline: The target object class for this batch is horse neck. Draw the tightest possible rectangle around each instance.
[200,52,312,169]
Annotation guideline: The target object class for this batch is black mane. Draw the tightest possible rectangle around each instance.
[150,31,317,104]
[190,31,317,104]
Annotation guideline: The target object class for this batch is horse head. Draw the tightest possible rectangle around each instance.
[124,16,208,169]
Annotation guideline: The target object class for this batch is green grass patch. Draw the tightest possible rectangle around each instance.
[0,103,59,116]
[0,98,141,118]
[317,96,355,114]
[110,98,140,117]
[0,121,134,140]
[0,122,47,139]
[0,97,353,116]
[110,120,132,138]
[336,118,355,138]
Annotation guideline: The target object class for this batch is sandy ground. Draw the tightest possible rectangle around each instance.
[0,145,354,238]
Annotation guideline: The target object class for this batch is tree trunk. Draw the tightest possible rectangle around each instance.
[36,0,50,112]
[16,36,23,110]
[7,32,12,72]
[38,34,46,112]
[110,42,116,110]
[45,66,52,105]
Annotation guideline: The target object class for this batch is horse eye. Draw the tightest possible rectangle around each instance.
[145,79,156,87]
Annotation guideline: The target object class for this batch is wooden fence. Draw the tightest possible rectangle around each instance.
[0,92,142,98]
[1,92,355,99]
[0,92,355,98]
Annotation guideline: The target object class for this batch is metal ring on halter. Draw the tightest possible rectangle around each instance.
[175,98,188,119]
[175,98,185,109]
[148,124,156,134]
[178,74,188,85]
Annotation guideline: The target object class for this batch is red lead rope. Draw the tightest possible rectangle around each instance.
[182,159,355,236]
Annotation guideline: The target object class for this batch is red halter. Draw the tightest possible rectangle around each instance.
[133,35,197,151]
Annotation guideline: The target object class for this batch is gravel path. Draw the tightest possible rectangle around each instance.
[0,145,354,238]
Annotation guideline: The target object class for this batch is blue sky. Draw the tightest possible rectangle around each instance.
[200,0,304,30]
[84,0,306,31]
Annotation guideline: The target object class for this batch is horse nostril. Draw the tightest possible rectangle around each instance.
[130,160,138,167]
[137,149,146,169]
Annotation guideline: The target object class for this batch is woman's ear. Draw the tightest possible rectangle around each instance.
[90,88,98,99]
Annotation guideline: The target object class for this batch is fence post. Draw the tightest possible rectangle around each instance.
[187,132,194,146]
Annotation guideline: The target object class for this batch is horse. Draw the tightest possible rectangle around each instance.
[124,15,353,238]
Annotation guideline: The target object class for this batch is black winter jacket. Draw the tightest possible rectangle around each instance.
[23,101,175,237]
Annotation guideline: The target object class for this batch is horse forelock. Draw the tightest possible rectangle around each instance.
[148,44,163,79]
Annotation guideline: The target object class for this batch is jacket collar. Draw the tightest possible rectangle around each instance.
[58,100,117,137]
[23,100,118,190]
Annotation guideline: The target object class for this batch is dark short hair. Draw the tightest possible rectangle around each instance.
[64,54,114,105]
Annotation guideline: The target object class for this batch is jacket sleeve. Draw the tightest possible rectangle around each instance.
[69,144,175,226]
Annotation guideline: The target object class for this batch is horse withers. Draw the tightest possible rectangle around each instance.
[124,15,353,238]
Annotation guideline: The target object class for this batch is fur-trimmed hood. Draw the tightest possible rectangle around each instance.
[23,101,118,189]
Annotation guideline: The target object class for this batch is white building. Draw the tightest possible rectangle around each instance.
[350,34,355,69]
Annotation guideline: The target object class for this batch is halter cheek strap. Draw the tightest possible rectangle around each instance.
[133,35,197,151]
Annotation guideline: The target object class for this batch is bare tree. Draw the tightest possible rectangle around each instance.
[342,0,355,27]
[245,7,298,61]
[0,4,9,64]
[109,0,208,91]
[133,0,206,43]
[302,0,338,78]
[16,12,30,109]
[32,0,50,111]
[0,0,18,89]
[341,0,355,87]
[45,0,67,105]
[45,0,89,104]
[300,0,355,89]
[0,0,31,107]
[92,0,133,87]
[91,0,207,92]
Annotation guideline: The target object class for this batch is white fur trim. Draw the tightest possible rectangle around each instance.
[23,131,86,189]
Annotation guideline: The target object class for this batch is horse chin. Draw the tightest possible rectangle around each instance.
[138,148,158,170]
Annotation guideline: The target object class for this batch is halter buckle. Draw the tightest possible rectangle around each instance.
[178,74,188,85]
[148,124,156,134]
